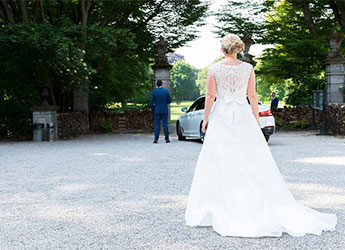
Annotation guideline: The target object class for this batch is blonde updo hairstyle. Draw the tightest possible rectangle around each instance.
[221,33,245,55]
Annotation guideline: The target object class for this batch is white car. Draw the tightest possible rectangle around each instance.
[176,95,275,142]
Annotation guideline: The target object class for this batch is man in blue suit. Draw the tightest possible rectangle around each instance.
[270,92,279,111]
[150,80,172,143]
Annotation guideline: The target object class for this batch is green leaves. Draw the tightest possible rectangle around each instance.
[0,0,210,137]
[214,0,266,42]
[170,61,200,104]
[252,0,340,105]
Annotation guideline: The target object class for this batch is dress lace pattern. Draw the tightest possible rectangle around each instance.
[208,62,253,99]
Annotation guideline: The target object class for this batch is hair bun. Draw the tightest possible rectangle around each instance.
[221,34,245,54]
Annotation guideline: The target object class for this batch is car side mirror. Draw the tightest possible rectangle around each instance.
[181,107,187,112]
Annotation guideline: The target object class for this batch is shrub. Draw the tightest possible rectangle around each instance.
[104,103,150,114]
[293,119,310,129]
[274,117,284,128]
[100,118,113,133]
[0,99,34,138]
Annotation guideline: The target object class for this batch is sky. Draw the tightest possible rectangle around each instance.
[175,0,273,69]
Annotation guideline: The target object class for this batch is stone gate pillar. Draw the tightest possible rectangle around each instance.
[73,83,89,113]
[324,29,345,104]
[151,36,173,128]
[73,49,89,122]
[31,85,59,141]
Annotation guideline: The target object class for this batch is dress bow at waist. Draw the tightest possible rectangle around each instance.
[217,95,247,105]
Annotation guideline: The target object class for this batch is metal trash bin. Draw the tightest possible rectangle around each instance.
[47,122,54,142]
[33,123,44,142]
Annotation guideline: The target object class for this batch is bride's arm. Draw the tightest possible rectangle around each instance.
[202,70,217,132]
[247,67,260,126]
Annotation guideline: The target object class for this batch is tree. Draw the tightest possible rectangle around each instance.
[214,0,266,42]
[196,67,208,95]
[0,0,210,136]
[214,0,345,105]
[170,61,199,104]
[167,53,185,65]
[0,0,209,102]
[255,0,341,105]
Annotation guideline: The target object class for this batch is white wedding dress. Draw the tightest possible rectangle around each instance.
[184,61,337,237]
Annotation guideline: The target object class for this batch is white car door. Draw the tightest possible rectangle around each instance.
[178,112,188,134]
[189,110,203,136]
[183,99,202,135]
[183,112,193,135]
[189,97,205,136]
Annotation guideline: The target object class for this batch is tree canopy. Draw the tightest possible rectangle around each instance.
[215,0,345,105]
[214,0,266,42]
[170,61,199,104]
[0,0,209,136]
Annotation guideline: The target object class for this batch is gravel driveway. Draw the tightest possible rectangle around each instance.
[0,131,344,250]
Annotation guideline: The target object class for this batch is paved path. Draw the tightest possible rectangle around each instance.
[0,131,344,250]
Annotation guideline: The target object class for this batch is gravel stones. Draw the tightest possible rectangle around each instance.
[0,131,344,249]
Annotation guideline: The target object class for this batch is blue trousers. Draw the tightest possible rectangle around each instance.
[154,113,169,141]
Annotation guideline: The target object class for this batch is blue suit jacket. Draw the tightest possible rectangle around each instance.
[271,97,279,109]
[150,87,172,114]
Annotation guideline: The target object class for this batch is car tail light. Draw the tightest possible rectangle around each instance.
[259,109,273,117]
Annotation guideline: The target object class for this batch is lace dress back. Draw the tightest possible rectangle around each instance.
[208,62,253,101]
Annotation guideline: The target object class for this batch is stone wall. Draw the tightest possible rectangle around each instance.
[273,105,322,129]
[90,110,154,133]
[57,110,154,139]
[57,105,345,137]
[326,103,345,135]
[273,104,345,135]
[57,112,89,139]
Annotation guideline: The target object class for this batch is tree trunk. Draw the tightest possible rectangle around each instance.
[0,1,15,23]
[0,10,6,21]
[31,0,40,23]
[8,1,20,22]
[46,0,54,25]
[17,0,28,23]
[80,0,87,28]
[73,0,90,115]
[329,0,345,28]
[335,0,345,28]
[39,0,46,23]
[300,0,318,40]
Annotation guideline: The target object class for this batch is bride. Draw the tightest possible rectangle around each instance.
[184,33,337,237]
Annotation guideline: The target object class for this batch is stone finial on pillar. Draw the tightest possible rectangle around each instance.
[154,36,170,65]
[324,29,345,104]
[152,36,173,89]
[326,29,344,60]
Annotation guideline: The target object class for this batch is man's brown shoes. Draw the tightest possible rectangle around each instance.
[153,140,170,143]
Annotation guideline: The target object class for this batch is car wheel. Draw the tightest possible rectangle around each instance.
[264,135,270,142]
[176,122,186,141]
[200,123,205,143]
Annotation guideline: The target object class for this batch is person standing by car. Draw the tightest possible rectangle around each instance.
[270,92,279,111]
[150,80,172,143]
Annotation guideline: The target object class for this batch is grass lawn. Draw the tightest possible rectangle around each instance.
[262,101,287,108]
[170,101,193,124]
